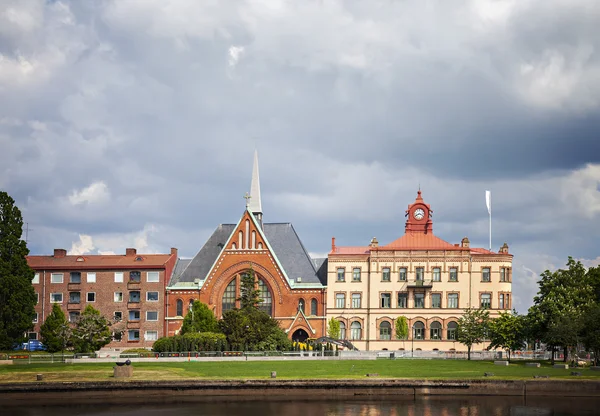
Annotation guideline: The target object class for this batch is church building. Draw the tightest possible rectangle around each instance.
[327,190,513,352]
[166,152,327,342]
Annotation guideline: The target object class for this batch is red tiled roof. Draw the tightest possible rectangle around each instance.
[470,247,497,255]
[329,246,371,255]
[26,254,173,270]
[381,232,458,250]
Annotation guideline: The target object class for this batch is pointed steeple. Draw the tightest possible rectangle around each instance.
[248,150,263,224]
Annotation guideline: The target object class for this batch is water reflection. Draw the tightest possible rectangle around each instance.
[1,396,599,416]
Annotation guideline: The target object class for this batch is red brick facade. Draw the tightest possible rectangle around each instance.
[27,248,178,349]
[166,210,327,341]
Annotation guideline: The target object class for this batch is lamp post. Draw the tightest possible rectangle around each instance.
[411,325,415,358]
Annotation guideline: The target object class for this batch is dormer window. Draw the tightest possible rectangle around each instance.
[135,256,144,261]
[76,257,85,262]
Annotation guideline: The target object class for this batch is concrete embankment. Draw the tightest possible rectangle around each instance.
[0,379,599,403]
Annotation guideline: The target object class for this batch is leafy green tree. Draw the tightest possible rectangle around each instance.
[395,316,408,350]
[40,304,71,353]
[72,305,112,353]
[582,304,600,367]
[527,258,594,363]
[180,300,219,335]
[456,308,490,360]
[219,306,290,351]
[327,318,340,339]
[0,191,37,350]
[487,310,525,361]
[238,267,262,309]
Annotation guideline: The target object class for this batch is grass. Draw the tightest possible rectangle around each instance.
[1,360,599,383]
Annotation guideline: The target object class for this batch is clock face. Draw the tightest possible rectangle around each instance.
[413,208,425,220]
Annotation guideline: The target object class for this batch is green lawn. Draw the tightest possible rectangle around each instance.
[1,360,599,383]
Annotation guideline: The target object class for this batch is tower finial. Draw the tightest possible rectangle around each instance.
[248,150,263,220]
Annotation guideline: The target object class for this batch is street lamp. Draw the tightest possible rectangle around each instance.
[411,325,415,358]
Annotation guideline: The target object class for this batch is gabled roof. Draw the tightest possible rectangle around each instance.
[381,232,458,250]
[168,224,236,285]
[27,254,173,270]
[169,222,325,286]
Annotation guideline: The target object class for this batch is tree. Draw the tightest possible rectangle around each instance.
[238,267,261,309]
[582,304,600,367]
[0,191,37,350]
[527,258,594,363]
[487,310,525,362]
[456,308,490,360]
[395,316,408,350]
[327,318,340,339]
[40,304,71,353]
[72,305,112,353]
[180,300,219,335]
[219,306,291,351]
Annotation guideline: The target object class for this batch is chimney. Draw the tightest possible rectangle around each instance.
[125,248,137,256]
[53,249,67,258]
[331,237,336,252]
[171,247,178,257]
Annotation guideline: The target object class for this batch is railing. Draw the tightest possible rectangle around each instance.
[406,279,433,288]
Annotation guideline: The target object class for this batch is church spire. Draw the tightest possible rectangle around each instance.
[248,150,263,223]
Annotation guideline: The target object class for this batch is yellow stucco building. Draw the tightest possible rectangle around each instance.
[326,190,513,352]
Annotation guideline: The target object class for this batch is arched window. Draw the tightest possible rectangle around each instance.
[222,280,237,314]
[413,321,425,340]
[298,299,305,313]
[310,298,318,316]
[339,322,346,340]
[430,321,442,340]
[447,321,458,340]
[350,321,362,340]
[379,321,392,340]
[258,279,272,316]
[176,299,183,317]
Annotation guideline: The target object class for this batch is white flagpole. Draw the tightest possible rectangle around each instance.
[485,190,492,251]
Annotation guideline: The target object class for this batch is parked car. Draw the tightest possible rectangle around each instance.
[19,340,46,351]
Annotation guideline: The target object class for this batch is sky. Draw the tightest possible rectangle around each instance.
[1,0,600,312]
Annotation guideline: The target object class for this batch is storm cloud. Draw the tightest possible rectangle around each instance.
[1,0,600,311]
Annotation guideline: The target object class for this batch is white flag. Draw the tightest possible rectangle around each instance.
[485,190,491,215]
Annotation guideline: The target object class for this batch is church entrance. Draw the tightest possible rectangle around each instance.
[292,329,309,342]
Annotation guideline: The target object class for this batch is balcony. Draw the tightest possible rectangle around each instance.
[127,320,141,329]
[67,282,81,290]
[67,302,81,311]
[407,279,433,288]
[127,280,141,289]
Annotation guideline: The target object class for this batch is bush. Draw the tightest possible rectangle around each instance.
[152,332,227,353]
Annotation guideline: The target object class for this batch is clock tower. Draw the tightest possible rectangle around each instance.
[405,190,433,234]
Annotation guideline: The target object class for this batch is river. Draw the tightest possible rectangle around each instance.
[1,396,599,416]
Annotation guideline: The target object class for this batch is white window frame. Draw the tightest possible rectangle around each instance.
[147,271,160,283]
[50,293,63,303]
[50,273,63,284]
[351,293,361,308]
[33,312,38,324]
[431,293,442,308]
[114,272,124,283]
[335,293,345,308]
[145,330,158,341]
[482,267,491,282]
[146,291,159,302]
[87,272,96,283]
[432,267,441,282]
[87,292,96,303]
[382,267,391,282]
[32,273,40,284]
[337,268,345,282]
[35,293,39,304]
[146,311,159,321]
[448,293,459,308]
[114,292,123,302]
[399,267,407,281]
[129,310,141,321]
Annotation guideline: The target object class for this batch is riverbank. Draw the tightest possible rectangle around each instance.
[0,378,599,403]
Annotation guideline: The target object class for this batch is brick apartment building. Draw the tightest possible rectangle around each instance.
[26,247,178,348]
